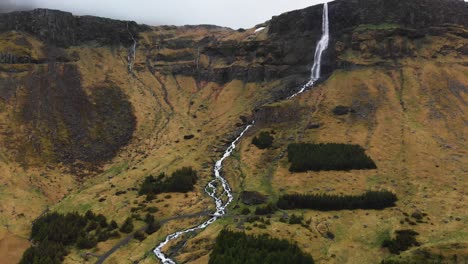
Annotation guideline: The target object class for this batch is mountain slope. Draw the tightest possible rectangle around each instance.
[0,0,466,263]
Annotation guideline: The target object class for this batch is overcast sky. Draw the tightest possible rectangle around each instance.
[0,0,327,29]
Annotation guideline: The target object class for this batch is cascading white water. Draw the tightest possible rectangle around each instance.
[290,2,329,98]
[153,3,329,263]
[127,22,137,72]
[154,123,253,264]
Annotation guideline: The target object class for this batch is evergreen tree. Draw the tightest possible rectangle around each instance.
[138,167,199,196]
[382,230,420,254]
[119,217,134,233]
[277,191,397,211]
[21,210,117,263]
[252,132,274,149]
[108,220,118,230]
[209,230,314,264]
[287,143,377,172]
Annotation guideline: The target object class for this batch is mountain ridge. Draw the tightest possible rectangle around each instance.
[0,0,466,263]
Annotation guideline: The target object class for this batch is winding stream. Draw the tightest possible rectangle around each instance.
[154,3,329,263]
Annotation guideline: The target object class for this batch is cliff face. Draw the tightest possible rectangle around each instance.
[0,1,466,264]
[0,0,465,167]
[0,0,465,85]
[143,0,468,90]
[0,9,149,47]
[268,0,468,76]
[270,0,467,35]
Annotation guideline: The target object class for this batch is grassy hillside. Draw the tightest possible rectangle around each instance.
[0,17,466,264]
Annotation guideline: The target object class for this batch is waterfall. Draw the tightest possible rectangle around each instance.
[153,3,329,263]
[127,22,137,72]
[290,2,330,98]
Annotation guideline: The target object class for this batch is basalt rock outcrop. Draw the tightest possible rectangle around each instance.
[268,0,468,73]
[144,0,467,91]
[0,0,466,166]
[0,9,149,47]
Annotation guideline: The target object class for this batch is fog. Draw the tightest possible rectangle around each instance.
[0,0,327,28]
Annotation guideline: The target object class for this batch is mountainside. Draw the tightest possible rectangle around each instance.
[0,0,466,263]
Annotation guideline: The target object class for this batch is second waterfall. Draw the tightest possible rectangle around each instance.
[153,2,330,263]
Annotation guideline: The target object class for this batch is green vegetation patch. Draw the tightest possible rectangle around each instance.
[139,167,198,196]
[382,229,420,254]
[20,210,119,264]
[252,131,274,149]
[277,191,397,211]
[287,143,377,172]
[254,203,278,215]
[209,229,314,264]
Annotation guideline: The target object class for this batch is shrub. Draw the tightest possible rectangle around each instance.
[119,217,134,233]
[277,191,397,211]
[241,208,251,215]
[382,230,420,254]
[144,214,161,235]
[76,236,97,249]
[146,207,159,213]
[289,214,303,225]
[287,143,376,172]
[252,132,274,149]
[134,231,146,241]
[108,220,118,230]
[109,231,121,239]
[245,216,260,223]
[139,167,198,196]
[255,203,277,215]
[97,231,110,242]
[333,106,355,116]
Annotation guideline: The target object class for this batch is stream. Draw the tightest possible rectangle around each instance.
[153,3,329,263]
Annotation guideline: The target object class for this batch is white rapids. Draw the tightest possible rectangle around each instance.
[153,3,329,263]
[153,123,254,264]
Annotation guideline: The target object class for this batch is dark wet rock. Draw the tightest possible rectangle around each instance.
[268,0,467,72]
[333,106,356,116]
[146,0,466,87]
[184,135,195,140]
[411,211,424,220]
[307,123,321,129]
[0,9,149,47]
[240,191,268,205]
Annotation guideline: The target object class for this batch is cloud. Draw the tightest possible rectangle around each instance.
[0,0,37,13]
[0,0,327,28]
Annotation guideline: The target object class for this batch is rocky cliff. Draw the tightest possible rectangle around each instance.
[141,0,468,91]
[0,9,149,47]
[0,1,466,263]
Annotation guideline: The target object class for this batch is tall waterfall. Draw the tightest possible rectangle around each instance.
[290,2,330,98]
[154,3,329,263]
